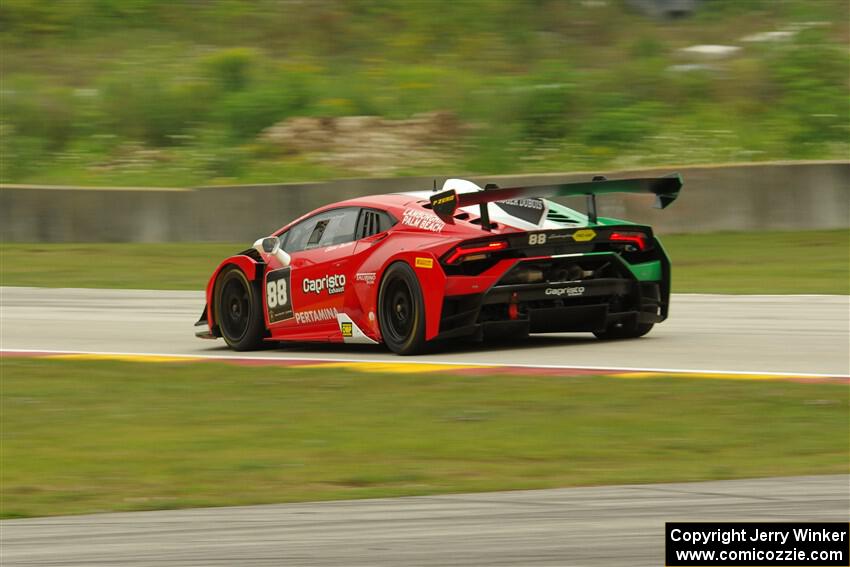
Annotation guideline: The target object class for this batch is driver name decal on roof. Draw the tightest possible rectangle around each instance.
[402,208,444,233]
[495,198,547,225]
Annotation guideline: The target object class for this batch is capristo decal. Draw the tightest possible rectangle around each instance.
[545,286,585,297]
[265,268,294,323]
[355,272,377,285]
[302,274,346,295]
[294,306,339,324]
[402,209,444,233]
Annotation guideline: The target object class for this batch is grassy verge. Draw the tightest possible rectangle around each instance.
[1,230,847,293]
[1,358,848,518]
[662,229,849,294]
[2,2,848,185]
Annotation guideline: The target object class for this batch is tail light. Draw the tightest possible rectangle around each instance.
[610,231,649,252]
[445,240,509,265]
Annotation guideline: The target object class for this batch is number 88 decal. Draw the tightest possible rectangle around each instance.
[529,233,547,245]
[266,279,287,308]
[265,268,293,323]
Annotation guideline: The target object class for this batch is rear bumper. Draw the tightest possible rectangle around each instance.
[436,254,665,340]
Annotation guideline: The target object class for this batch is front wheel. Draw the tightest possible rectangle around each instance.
[378,262,428,355]
[593,321,653,340]
[214,267,265,351]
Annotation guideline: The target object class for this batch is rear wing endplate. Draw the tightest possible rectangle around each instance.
[430,173,683,229]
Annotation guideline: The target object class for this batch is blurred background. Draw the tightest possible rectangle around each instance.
[1,1,848,537]
[1,0,848,187]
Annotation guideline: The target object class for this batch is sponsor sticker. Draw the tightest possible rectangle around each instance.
[403,208,445,233]
[294,306,339,325]
[340,322,353,337]
[302,274,346,295]
[545,286,585,297]
[324,242,354,253]
[572,229,597,242]
[496,198,546,225]
[355,272,377,285]
[415,257,434,269]
[265,268,294,323]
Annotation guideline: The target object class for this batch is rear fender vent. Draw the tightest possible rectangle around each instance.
[546,210,579,224]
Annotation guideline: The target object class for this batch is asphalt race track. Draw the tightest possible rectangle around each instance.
[2,287,849,565]
[1,287,848,375]
[2,475,848,566]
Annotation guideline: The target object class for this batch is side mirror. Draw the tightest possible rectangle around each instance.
[253,236,291,268]
[260,236,279,254]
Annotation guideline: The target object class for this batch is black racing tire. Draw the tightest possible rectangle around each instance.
[214,266,265,351]
[593,321,654,340]
[378,262,428,355]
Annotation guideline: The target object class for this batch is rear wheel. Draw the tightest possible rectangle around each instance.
[378,262,428,355]
[214,267,265,351]
[593,321,653,340]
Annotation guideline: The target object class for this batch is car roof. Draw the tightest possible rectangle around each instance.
[275,191,588,236]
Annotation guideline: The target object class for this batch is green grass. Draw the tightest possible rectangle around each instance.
[1,358,847,518]
[663,229,849,294]
[1,230,847,293]
[0,242,238,290]
[1,1,847,185]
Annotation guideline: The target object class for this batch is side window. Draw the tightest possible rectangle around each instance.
[356,209,397,239]
[281,208,360,253]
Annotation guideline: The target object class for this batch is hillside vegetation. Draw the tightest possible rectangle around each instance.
[1,0,847,186]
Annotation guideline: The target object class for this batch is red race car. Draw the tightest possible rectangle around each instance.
[196,175,682,354]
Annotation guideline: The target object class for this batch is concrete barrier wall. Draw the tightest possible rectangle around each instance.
[2,161,847,243]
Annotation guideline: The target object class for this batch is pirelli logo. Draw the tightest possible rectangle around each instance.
[415,257,434,269]
[432,194,456,206]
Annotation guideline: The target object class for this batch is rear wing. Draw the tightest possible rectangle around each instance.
[429,174,683,229]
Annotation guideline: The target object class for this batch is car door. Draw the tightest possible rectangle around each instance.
[266,207,360,341]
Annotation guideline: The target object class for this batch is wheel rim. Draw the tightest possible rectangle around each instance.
[220,276,250,341]
[382,278,414,343]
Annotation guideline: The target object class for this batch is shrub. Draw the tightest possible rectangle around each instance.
[216,73,314,140]
[202,47,259,93]
[99,72,211,146]
[579,98,665,149]
[0,77,76,150]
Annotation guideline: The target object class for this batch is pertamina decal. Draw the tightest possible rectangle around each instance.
[572,229,596,242]
[415,257,434,269]
[294,307,339,325]
[265,268,294,323]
